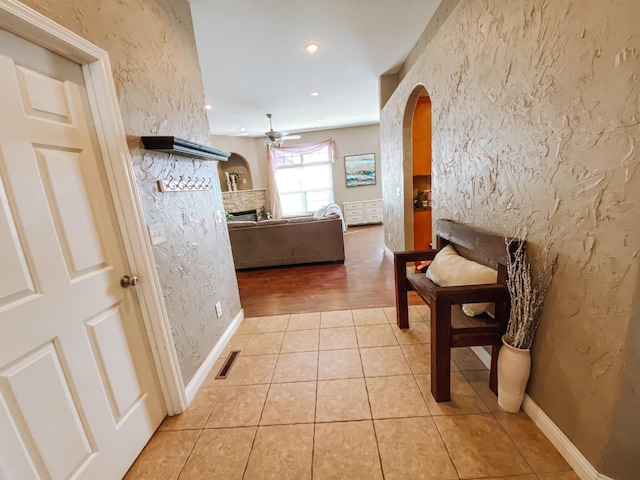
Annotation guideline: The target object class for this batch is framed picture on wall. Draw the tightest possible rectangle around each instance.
[345,153,376,187]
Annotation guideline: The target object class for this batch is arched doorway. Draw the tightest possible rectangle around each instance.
[402,86,432,250]
[218,152,253,191]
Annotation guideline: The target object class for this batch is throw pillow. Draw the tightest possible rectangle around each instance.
[425,244,498,316]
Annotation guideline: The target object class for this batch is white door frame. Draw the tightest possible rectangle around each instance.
[0,0,186,414]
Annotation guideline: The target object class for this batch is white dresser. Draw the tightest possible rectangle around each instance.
[343,199,383,226]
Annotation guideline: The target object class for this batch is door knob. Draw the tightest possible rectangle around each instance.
[120,275,139,288]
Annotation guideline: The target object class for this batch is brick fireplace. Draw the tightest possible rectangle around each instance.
[221,189,267,214]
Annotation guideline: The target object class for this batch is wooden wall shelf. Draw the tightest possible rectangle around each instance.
[141,136,231,161]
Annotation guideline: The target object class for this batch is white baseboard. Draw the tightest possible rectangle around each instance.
[383,244,394,261]
[522,396,612,480]
[597,472,615,479]
[184,308,244,404]
[470,346,492,368]
[468,346,611,480]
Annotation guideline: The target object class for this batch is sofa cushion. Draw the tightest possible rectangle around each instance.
[257,219,288,225]
[425,244,497,316]
[227,221,257,228]
[286,216,316,223]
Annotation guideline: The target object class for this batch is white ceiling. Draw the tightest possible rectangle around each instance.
[189,0,441,138]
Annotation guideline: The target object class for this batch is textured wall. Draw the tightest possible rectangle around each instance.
[600,278,640,476]
[23,0,242,385]
[381,0,640,475]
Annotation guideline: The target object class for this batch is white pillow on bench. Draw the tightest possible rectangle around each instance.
[425,244,498,316]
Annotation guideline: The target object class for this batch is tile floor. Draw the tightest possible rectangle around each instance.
[125,307,579,480]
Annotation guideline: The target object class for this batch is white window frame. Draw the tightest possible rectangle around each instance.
[273,146,334,216]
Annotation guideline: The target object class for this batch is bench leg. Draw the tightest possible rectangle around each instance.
[394,256,409,329]
[396,293,409,329]
[430,298,451,402]
[489,341,501,396]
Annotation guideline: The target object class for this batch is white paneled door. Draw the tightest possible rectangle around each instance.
[0,30,164,479]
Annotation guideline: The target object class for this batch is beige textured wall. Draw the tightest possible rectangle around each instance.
[381,0,640,475]
[22,0,242,384]
[600,287,640,476]
[212,135,268,189]
[215,124,382,209]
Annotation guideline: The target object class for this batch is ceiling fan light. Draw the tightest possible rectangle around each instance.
[310,91,319,97]
[304,42,319,54]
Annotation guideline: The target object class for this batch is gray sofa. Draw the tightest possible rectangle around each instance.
[227,215,345,269]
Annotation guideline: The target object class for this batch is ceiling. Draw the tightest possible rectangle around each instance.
[189,0,441,138]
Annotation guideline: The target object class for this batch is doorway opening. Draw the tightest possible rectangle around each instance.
[402,85,432,250]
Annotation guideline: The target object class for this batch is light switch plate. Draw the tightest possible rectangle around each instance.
[215,301,222,317]
[147,223,166,245]
[214,210,223,224]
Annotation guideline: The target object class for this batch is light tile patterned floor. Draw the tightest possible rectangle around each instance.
[125,307,579,480]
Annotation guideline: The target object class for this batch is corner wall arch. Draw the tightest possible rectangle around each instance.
[218,152,253,191]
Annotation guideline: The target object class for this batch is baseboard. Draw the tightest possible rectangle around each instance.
[470,346,491,368]
[184,308,244,404]
[383,244,394,261]
[468,346,611,480]
[522,396,613,480]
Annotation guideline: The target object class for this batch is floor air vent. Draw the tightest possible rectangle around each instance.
[216,350,240,379]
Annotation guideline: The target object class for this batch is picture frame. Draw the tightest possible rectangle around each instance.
[345,153,376,187]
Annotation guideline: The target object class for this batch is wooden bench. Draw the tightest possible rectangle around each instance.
[394,219,522,402]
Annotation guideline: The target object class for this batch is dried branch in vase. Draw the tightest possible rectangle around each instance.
[504,237,557,350]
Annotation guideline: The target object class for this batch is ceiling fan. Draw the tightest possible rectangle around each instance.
[264,113,301,147]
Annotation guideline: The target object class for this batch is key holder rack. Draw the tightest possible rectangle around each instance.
[157,175,213,193]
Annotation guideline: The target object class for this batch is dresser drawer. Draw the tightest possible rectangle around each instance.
[343,202,364,212]
[346,214,365,225]
[344,199,382,226]
[346,208,364,216]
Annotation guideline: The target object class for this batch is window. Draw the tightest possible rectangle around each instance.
[272,145,334,216]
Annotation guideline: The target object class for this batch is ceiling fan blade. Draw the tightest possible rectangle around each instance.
[283,134,301,140]
[265,130,283,141]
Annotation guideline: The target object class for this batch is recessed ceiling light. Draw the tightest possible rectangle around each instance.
[204,104,212,110]
[316,118,323,123]
[304,42,319,54]
[239,127,246,132]
[310,91,320,97]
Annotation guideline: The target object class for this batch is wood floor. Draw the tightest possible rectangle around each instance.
[236,225,420,317]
